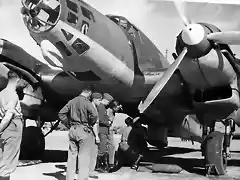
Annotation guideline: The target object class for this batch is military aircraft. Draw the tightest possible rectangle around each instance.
[0,0,240,176]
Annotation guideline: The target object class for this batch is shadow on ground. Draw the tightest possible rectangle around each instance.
[42,150,68,163]
[41,146,240,178]
[18,149,68,167]
[43,165,66,180]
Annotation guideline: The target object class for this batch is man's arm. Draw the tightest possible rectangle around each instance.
[92,117,100,143]
[86,102,98,126]
[0,99,17,133]
[87,103,99,142]
[58,101,71,128]
[106,108,115,129]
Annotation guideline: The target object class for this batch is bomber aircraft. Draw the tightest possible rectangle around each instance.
[0,0,240,176]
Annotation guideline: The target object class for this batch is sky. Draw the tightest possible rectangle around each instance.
[1,0,240,64]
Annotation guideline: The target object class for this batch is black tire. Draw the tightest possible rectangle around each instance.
[204,131,227,175]
[20,126,45,160]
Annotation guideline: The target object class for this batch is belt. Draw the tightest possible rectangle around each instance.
[71,121,89,127]
[99,123,110,128]
[71,124,93,134]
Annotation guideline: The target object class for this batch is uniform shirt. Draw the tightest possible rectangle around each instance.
[58,95,98,128]
[97,103,110,134]
[0,88,22,121]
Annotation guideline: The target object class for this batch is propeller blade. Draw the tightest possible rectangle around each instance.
[138,47,188,114]
[207,31,240,45]
[174,0,191,26]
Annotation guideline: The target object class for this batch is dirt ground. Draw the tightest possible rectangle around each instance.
[11,130,240,180]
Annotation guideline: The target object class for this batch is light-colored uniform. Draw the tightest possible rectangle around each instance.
[0,89,23,179]
[58,95,98,180]
[106,108,116,165]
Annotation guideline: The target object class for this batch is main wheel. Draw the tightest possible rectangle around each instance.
[20,126,45,160]
[204,131,227,175]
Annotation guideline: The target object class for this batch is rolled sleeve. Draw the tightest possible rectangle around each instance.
[4,99,18,116]
[58,102,70,126]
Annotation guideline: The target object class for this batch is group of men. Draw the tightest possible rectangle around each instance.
[0,71,149,180]
[58,86,123,180]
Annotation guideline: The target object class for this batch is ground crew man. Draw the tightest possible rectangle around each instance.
[96,93,114,173]
[88,92,102,178]
[58,86,98,180]
[117,117,148,170]
[0,70,24,180]
[106,100,122,172]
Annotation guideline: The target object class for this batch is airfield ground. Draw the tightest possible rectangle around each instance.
[12,127,240,180]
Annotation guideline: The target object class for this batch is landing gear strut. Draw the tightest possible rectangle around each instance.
[19,125,45,160]
[19,118,60,160]
[201,119,235,176]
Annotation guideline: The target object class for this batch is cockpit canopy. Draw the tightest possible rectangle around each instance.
[106,15,138,32]
[21,0,61,32]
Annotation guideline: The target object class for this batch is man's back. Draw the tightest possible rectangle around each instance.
[58,95,98,127]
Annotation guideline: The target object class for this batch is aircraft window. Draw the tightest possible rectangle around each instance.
[22,0,61,32]
[110,17,119,24]
[66,0,78,13]
[119,19,128,30]
[67,11,78,25]
[80,20,89,34]
[55,41,72,56]
[80,6,95,22]
[71,38,90,55]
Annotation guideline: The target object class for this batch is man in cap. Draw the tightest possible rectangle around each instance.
[96,93,114,172]
[117,117,148,170]
[0,70,24,180]
[88,92,102,178]
[58,86,98,180]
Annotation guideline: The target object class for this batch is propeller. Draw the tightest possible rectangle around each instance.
[138,0,192,114]
[207,31,240,45]
[173,0,191,26]
[173,0,240,46]
[138,47,188,113]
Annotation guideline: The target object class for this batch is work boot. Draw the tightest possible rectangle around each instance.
[97,154,108,173]
[95,155,101,171]
[0,176,10,180]
[89,172,99,179]
[131,154,143,171]
[102,154,109,173]
[108,164,116,173]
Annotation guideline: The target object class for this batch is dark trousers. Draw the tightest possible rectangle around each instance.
[98,133,108,156]
[0,119,23,179]
[118,142,139,165]
[66,125,95,180]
